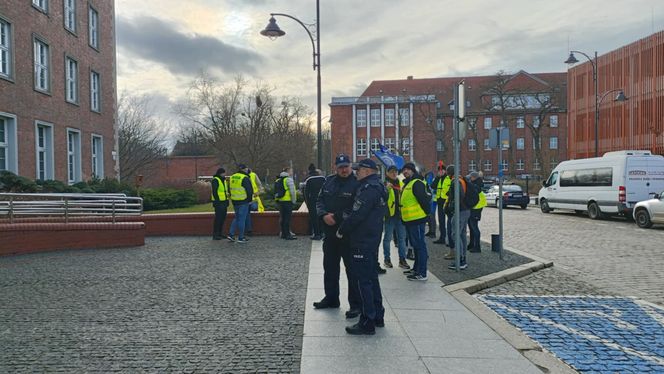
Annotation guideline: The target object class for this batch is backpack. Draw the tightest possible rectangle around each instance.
[462,177,480,208]
[274,177,286,199]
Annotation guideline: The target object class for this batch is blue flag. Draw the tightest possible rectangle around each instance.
[372,144,405,170]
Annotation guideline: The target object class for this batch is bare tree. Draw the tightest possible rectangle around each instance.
[117,92,168,182]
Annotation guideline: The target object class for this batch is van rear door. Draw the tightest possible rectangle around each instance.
[625,156,664,207]
[646,156,664,199]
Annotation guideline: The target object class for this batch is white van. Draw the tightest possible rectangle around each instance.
[538,150,664,219]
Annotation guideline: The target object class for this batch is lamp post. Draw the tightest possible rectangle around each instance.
[261,2,322,169]
[565,51,628,157]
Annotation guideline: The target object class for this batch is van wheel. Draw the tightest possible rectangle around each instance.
[540,199,552,213]
[587,202,603,220]
[495,199,500,208]
[635,209,653,228]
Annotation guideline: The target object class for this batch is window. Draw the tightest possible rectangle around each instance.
[356,138,366,156]
[401,138,410,155]
[33,38,50,92]
[88,6,99,49]
[533,159,541,171]
[65,57,78,103]
[550,115,558,128]
[91,135,103,178]
[90,70,100,112]
[484,139,490,150]
[448,101,455,111]
[384,137,395,152]
[436,118,444,131]
[516,116,525,128]
[533,116,540,128]
[533,137,541,150]
[35,123,54,180]
[436,140,443,152]
[501,160,508,171]
[32,0,48,12]
[385,108,395,127]
[469,160,477,172]
[484,117,492,129]
[549,136,558,149]
[0,18,12,79]
[516,159,524,170]
[64,0,76,32]
[466,100,471,108]
[0,114,17,173]
[516,137,525,150]
[399,108,410,126]
[370,138,380,153]
[560,168,613,187]
[370,109,380,127]
[483,160,492,172]
[468,139,476,151]
[356,109,366,127]
[67,129,81,184]
[550,159,558,170]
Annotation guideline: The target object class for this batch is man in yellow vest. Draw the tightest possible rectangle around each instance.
[400,162,431,281]
[467,171,487,253]
[210,167,229,240]
[227,164,253,243]
[276,167,297,240]
[432,165,451,245]
[245,168,265,235]
[382,165,409,269]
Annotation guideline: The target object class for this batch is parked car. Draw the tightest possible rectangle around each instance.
[538,150,664,219]
[633,191,664,228]
[486,184,529,209]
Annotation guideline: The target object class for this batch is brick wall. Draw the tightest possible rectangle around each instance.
[142,156,221,187]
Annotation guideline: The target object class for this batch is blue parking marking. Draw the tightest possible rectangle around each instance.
[477,295,664,373]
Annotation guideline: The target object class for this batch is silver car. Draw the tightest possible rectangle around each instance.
[633,191,664,228]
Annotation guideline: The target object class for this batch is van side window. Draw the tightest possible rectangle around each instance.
[560,168,612,187]
[546,172,558,186]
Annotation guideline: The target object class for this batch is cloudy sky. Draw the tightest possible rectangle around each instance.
[115,0,664,138]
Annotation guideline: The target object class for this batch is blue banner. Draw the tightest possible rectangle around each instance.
[371,145,405,170]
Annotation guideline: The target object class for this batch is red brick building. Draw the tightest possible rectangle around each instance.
[0,0,117,183]
[330,71,567,179]
[142,156,220,188]
[567,30,664,159]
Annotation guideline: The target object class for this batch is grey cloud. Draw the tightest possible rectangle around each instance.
[325,37,390,65]
[116,16,263,76]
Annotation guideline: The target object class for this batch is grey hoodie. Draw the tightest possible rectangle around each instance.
[279,171,297,204]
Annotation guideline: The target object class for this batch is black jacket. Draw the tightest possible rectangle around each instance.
[304,173,325,207]
[401,173,431,226]
[447,177,469,211]
[338,174,387,249]
[316,173,360,234]
[211,176,229,207]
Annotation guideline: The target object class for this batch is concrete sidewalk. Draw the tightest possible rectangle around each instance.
[300,240,541,374]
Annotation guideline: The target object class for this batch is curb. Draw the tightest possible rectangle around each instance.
[444,242,577,374]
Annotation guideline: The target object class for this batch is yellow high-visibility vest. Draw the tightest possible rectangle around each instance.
[250,172,260,195]
[387,179,404,217]
[436,176,451,200]
[229,173,248,201]
[474,191,487,209]
[276,177,292,202]
[211,176,228,201]
[400,179,427,222]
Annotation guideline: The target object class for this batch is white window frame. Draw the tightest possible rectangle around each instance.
[370,138,380,153]
[501,160,508,172]
[64,0,76,33]
[469,160,477,172]
[384,108,395,127]
[533,137,542,150]
[33,37,50,93]
[516,116,525,128]
[66,128,82,184]
[436,118,444,131]
[516,137,525,150]
[516,159,525,171]
[436,139,443,152]
[550,159,558,170]
[32,0,48,12]
[534,159,541,171]
[384,137,395,152]
[88,5,99,50]
[399,108,410,127]
[356,109,366,128]
[370,109,380,127]
[65,56,78,104]
[533,116,540,128]
[0,112,18,173]
[483,160,492,172]
[90,70,101,112]
[0,17,13,80]
[401,138,410,155]
[91,134,104,178]
[356,138,366,156]
[483,117,492,129]
[484,138,490,151]
[34,121,54,180]
[550,115,558,128]
[549,136,558,150]
[468,139,476,151]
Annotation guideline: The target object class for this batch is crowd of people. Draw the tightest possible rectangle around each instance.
[209,156,487,335]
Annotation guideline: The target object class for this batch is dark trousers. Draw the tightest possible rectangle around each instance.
[306,201,322,236]
[427,209,437,236]
[352,244,384,323]
[323,234,361,310]
[437,201,447,243]
[406,223,428,277]
[278,201,293,238]
[468,209,482,251]
[446,211,455,248]
[212,201,228,238]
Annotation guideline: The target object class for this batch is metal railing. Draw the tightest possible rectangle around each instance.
[0,193,143,224]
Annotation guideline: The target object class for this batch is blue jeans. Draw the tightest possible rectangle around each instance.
[468,209,482,252]
[406,223,427,277]
[229,203,249,239]
[446,211,454,248]
[383,216,407,261]
[245,201,258,232]
[452,209,471,264]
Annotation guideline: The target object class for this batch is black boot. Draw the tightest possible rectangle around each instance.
[345,308,361,319]
[345,320,375,335]
[313,298,340,309]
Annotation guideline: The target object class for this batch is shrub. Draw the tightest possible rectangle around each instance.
[0,171,38,192]
[140,188,197,211]
[192,181,213,204]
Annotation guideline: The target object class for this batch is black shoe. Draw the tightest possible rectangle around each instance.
[283,236,298,240]
[226,235,236,242]
[469,249,481,253]
[313,298,340,309]
[433,239,445,244]
[375,318,385,328]
[345,322,375,335]
[345,309,361,319]
[377,266,387,274]
[213,236,222,240]
[425,232,436,237]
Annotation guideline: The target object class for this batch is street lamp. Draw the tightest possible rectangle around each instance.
[261,2,323,169]
[565,51,628,157]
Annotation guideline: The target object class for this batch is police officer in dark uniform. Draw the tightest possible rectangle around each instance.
[313,154,362,319]
[337,159,387,335]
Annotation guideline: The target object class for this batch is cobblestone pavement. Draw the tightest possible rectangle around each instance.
[0,236,310,373]
[478,207,664,306]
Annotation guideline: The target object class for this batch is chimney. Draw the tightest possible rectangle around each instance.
[407,75,413,80]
